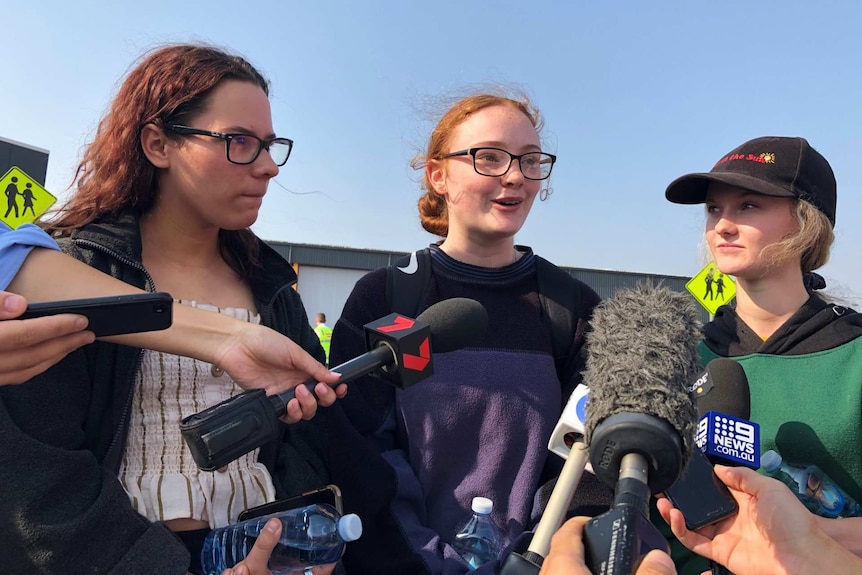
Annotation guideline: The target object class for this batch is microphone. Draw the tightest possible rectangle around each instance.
[179,298,489,471]
[501,386,592,573]
[547,384,590,461]
[692,357,751,419]
[694,359,760,469]
[692,359,757,575]
[581,283,702,575]
[664,360,751,539]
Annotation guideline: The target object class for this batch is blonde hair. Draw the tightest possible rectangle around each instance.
[412,91,544,237]
[760,200,833,273]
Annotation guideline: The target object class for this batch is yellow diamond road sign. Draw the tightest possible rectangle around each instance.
[686,263,736,315]
[1,166,57,229]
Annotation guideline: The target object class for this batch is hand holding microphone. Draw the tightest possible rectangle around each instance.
[179,298,488,471]
[581,283,702,575]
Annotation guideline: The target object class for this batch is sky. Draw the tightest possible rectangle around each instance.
[3,1,861,303]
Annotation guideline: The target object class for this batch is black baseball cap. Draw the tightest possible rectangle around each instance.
[665,136,837,227]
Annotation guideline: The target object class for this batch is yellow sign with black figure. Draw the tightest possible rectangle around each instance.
[686,263,736,315]
[0,166,56,229]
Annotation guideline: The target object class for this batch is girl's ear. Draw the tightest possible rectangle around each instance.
[427,160,447,197]
[140,124,171,168]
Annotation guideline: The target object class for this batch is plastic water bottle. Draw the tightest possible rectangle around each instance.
[451,497,503,570]
[760,449,862,518]
[200,503,362,574]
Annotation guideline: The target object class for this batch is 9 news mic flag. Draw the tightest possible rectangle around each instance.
[697,411,760,469]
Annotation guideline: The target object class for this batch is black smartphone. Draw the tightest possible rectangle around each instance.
[17,292,173,337]
[238,484,343,521]
[664,450,739,530]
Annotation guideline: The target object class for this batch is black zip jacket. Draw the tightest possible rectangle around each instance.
[0,212,329,575]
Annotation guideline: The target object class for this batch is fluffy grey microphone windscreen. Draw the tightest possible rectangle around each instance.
[583,282,702,461]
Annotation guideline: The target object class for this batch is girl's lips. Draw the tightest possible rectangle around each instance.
[491,198,522,206]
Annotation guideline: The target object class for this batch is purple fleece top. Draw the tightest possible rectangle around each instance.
[331,244,601,574]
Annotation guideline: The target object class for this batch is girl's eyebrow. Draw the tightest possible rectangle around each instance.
[469,140,542,152]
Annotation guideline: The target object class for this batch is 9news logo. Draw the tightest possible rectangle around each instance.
[696,411,760,468]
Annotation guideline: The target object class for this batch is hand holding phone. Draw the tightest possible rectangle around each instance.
[664,450,739,530]
[16,292,173,337]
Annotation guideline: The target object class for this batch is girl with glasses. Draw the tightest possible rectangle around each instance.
[324,92,609,574]
[0,44,344,575]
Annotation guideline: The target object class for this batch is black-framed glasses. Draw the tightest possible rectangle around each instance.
[165,125,294,166]
[439,147,556,180]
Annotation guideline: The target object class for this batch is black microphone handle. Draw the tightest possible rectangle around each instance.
[269,344,395,415]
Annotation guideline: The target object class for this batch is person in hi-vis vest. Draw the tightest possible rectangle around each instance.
[314,312,333,366]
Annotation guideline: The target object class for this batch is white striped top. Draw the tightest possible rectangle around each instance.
[118,301,276,528]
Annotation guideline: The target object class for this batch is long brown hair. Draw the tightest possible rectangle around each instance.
[46,43,270,275]
[412,92,543,237]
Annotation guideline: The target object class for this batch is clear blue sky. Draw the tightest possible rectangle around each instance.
[4,1,861,303]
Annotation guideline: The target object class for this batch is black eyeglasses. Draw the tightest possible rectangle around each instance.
[439,147,556,180]
[165,125,294,166]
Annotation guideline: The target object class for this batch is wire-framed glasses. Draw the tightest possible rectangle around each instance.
[439,147,556,180]
[165,125,294,166]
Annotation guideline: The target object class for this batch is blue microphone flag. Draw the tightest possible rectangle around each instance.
[696,411,760,468]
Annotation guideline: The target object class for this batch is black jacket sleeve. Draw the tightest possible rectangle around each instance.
[0,351,190,574]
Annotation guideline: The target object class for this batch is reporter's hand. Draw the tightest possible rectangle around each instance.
[540,516,676,575]
[280,379,347,425]
[657,465,860,575]
[0,291,95,386]
[218,517,336,575]
[212,321,346,424]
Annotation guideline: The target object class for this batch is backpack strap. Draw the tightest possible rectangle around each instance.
[535,256,582,387]
[387,250,583,388]
[386,248,433,317]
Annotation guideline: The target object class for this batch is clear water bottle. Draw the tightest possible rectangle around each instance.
[451,496,503,570]
[760,449,862,518]
[200,503,362,574]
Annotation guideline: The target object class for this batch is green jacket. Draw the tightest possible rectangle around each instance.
[665,296,862,575]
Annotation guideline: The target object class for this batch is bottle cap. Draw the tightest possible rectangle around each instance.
[471,496,493,515]
[760,449,782,473]
[338,514,363,542]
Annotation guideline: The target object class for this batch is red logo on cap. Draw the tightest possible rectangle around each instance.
[714,152,775,168]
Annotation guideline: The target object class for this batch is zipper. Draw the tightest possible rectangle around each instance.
[76,238,157,471]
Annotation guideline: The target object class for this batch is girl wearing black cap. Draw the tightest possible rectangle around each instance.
[664,136,862,573]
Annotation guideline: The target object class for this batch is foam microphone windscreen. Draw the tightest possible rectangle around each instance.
[416,297,489,352]
[694,358,751,419]
[583,282,702,464]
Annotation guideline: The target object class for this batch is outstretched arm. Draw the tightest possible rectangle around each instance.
[7,248,345,419]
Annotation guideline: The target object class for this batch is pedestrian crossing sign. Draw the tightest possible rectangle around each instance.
[686,263,736,315]
[0,166,57,229]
